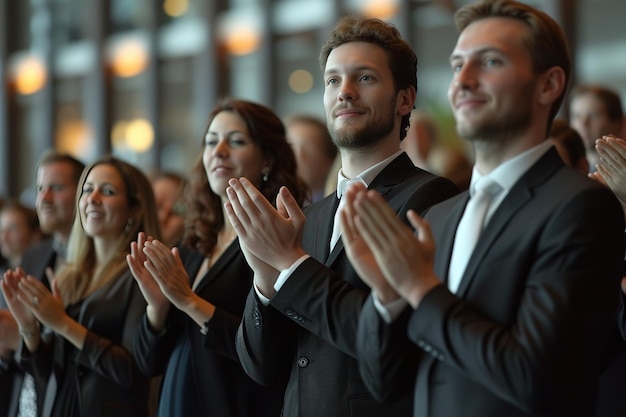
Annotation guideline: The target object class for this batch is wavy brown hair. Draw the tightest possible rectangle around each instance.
[183,98,308,256]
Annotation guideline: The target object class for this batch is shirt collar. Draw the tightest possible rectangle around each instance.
[335,150,404,198]
[470,141,554,196]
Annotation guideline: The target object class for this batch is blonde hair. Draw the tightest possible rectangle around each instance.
[56,156,161,304]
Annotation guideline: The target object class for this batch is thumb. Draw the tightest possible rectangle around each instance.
[278,187,305,225]
[52,278,61,299]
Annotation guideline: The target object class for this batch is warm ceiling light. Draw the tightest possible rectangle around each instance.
[126,118,154,153]
[14,54,47,95]
[111,118,154,153]
[224,26,262,56]
[362,0,398,20]
[163,0,188,17]
[289,69,314,94]
[220,9,263,56]
[111,39,148,78]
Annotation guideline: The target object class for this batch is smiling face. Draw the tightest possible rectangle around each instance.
[203,111,267,199]
[35,161,79,238]
[448,17,538,143]
[78,164,131,242]
[323,41,400,150]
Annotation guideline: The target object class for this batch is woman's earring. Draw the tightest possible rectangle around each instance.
[125,219,134,232]
[262,167,270,182]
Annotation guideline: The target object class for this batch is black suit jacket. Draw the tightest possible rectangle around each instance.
[133,243,284,417]
[236,153,459,417]
[17,269,150,417]
[357,148,625,417]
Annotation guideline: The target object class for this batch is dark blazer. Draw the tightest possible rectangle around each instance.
[1,239,57,417]
[357,148,625,417]
[133,243,284,417]
[236,153,459,417]
[17,270,150,417]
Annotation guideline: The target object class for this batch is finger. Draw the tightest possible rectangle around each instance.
[278,187,305,226]
[407,210,434,249]
[240,177,275,211]
[228,178,262,221]
[1,279,13,299]
[51,279,61,299]
[224,201,247,239]
[45,267,55,284]
[226,184,253,231]
[127,254,147,282]
[144,241,177,271]
[171,247,185,270]
[605,137,626,168]
[596,142,622,170]
[595,163,615,184]
[356,190,407,249]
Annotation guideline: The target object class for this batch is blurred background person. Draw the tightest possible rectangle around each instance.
[429,146,473,191]
[0,200,43,417]
[1,156,161,417]
[128,98,307,417]
[151,171,187,247]
[569,84,624,171]
[549,119,590,174]
[587,134,626,417]
[401,109,437,170]
[0,151,84,417]
[0,201,43,278]
[285,115,336,204]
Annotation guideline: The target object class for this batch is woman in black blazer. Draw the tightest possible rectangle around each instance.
[127,98,307,417]
[2,156,161,417]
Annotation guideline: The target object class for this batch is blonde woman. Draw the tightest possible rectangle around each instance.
[2,156,160,417]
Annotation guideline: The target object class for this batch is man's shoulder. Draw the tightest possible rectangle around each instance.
[22,238,54,258]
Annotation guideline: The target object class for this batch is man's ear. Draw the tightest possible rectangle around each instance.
[397,86,417,117]
[537,66,566,107]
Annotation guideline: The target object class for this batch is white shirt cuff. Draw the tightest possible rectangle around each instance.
[274,254,310,292]
[372,293,409,324]
[252,254,310,306]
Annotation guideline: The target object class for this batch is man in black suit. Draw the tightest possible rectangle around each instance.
[0,151,83,417]
[224,16,458,417]
[339,1,625,417]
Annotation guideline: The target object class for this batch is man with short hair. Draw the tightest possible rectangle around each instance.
[225,16,458,417]
[0,151,84,417]
[340,1,625,416]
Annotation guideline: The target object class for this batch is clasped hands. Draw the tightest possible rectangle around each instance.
[590,135,626,205]
[1,268,67,350]
[224,177,441,308]
[338,182,441,308]
[224,178,306,298]
[126,232,199,331]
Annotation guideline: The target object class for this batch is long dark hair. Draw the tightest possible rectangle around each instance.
[183,98,308,255]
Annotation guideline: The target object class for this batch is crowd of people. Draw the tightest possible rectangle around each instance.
[1,1,625,416]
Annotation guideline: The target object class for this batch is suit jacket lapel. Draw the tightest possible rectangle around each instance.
[456,148,563,296]
[193,241,240,293]
[325,153,417,266]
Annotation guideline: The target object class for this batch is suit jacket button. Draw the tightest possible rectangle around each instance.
[297,357,309,368]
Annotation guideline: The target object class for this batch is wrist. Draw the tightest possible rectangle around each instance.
[19,321,41,339]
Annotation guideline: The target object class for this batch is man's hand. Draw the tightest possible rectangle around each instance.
[350,187,441,308]
[225,178,307,272]
[341,182,400,304]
